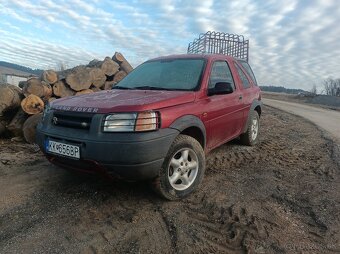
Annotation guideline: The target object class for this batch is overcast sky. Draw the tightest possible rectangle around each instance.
[0,0,339,90]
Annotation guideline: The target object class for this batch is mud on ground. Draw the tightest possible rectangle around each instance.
[0,107,339,254]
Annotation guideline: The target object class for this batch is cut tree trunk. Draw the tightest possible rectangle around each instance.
[23,78,43,96]
[90,87,102,92]
[53,80,75,97]
[113,70,127,83]
[75,89,94,96]
[66,67,92,91]
[7,108,28,137]
[23,113,42,144]
[41,70,58,84]
[0,84,23,117]
[113,52,133,73]
[23,78,52,100]
[41,81,53,100]
[101,57,119,76]
[104,81,117,90]
[21,94,44,115]
[87,59,103,68]
[89,68,106,88]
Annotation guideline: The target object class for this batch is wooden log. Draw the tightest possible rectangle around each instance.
[10,85,23,94]
[23,113,42,144]
[75,89,94,96]
[21,94,44,115]
[41,81,52,100]
[87,59,103,68]
[7,108,28,137]
[113,70,127,83]
[112,52,133,73]
[41,70,58,84]
[53,80,75,97]
[66,67,92,91]
[90,86,102,92]
[0,84,23,117]
[57,65,86,80]
[101,57,119,76]
[104,81,117,90]
[23,78,43,97]
[22,78,51,100]
[89,68,106,88]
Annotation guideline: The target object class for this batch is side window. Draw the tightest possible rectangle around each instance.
[209,61,235,89]
[234,63,251,89]
[238,61,258,86]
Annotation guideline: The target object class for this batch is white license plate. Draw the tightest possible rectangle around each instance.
[46,140,80,159]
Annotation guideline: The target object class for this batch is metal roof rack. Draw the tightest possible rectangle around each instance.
[187,31,249,62]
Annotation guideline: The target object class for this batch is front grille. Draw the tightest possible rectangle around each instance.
[52,111,93,129]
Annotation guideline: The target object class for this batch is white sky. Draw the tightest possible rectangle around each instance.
[0,0,340,90]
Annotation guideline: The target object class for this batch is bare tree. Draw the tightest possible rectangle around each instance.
[56,61,68,71]
[323,78,340,96]
[309,84,317,95]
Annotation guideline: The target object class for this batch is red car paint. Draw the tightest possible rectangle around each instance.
[50,54,261,153]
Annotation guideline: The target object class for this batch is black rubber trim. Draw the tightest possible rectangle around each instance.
[169,115,206,148]
[242,99,262,133]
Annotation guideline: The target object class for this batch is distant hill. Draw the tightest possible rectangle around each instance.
[260,85,306,94]
[0,61,43,76]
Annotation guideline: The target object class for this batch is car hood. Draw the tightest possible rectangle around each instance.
[51,89,196,113]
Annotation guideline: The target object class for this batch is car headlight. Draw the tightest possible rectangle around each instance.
[103,111,159,132]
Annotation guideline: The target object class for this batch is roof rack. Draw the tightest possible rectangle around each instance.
[187,31,249,62]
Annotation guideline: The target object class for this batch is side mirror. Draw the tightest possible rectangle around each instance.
[209,82,234,96]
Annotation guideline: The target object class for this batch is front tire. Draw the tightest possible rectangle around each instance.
[240,110,260,146]
[152,134,205,200]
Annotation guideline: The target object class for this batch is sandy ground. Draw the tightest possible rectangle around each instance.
[263,98,340,144]
[0,107,339,253]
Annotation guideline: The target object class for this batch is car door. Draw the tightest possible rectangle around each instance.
[204,60,244,149]
[232,62,255,123]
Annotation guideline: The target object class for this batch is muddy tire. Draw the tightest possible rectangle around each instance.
[152,134,205,200]
[240,111,260,146]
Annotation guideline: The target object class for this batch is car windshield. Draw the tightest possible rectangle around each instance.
[114,58,205,91]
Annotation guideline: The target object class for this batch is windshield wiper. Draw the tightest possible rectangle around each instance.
[134,86,176,91]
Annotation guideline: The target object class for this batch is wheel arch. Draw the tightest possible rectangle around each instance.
[169,115,206,149]
[242,99,263,133]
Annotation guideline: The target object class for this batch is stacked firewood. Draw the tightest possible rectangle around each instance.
[0,52,133,143]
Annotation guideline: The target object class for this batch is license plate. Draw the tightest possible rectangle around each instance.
[46,140,80,159]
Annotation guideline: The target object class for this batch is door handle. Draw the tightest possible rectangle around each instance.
[239,95,243,100]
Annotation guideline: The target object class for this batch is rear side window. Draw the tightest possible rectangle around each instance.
[234,63,251,89]
[238,61,257,86]
[209,61,235,89]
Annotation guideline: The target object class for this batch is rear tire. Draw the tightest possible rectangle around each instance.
[152,134,205,200]
[240,111,260,146]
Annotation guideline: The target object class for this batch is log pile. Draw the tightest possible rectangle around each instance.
[0,52,132,143]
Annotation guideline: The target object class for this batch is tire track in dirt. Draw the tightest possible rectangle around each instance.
[1,107,339,253]
[69,197,174,254]
[206,112,335,179]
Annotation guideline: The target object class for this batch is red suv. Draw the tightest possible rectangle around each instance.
[36,54,262,200]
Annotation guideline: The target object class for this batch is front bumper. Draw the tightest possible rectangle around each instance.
[36,122,179,180]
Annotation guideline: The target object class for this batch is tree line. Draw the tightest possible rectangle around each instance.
[260,85,305,94]
[323,78,340,96]
[0,61,43,76]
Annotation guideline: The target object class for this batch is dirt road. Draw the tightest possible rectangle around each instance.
[263,98,340,143]
[1,107,340,253]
